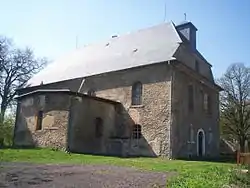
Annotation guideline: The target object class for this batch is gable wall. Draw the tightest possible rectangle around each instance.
[174,44,214,82]
[171,65,220,159]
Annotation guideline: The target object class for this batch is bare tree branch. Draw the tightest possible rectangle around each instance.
[218,63,250,152]
[0,36,47,124]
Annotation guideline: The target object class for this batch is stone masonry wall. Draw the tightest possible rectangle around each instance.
[81,63,172,157]
[67,96,117,155]
[171,63,220,159]
[14,93,70,150]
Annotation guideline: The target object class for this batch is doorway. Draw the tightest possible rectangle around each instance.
[197,129,205,157]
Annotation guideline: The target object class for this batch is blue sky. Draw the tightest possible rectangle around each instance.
[1,0,250,78]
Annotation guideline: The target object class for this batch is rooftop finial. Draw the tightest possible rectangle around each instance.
[184,13,187,21]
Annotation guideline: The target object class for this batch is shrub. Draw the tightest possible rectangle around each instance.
[0,115,15,147]
[229,165,250,187]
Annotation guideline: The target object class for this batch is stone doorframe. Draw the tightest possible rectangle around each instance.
[196,128,205,156]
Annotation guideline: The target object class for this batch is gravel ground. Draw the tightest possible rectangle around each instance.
[0,162,173,188]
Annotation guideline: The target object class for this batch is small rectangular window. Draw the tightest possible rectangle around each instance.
[195,60,200,72]
[208,95,212,114]
[203,93,212,113]
[95,117,103,138]
[204,93,208,111]
[132,124,142,139]
[36,110,43,130]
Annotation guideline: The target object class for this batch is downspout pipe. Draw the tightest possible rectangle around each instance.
[168,60,174,158]
[77,78,85,93]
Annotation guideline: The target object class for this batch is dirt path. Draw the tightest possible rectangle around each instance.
[0,162,172,188]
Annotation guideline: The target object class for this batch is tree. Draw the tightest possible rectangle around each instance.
[0,36,47,146]
[219,63,250,152]
[0,36,47,123]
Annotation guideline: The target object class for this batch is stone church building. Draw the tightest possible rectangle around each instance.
[14,21,222,159]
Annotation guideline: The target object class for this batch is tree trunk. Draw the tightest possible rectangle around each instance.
[0,104,6,147]
[0,103,7,124]
[239,137,247,153]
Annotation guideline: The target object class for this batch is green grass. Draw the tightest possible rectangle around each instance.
[0,148,235,187]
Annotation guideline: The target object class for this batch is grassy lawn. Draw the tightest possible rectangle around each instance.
[0,148,235,187]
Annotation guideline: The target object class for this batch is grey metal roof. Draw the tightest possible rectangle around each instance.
[27,22,182,87]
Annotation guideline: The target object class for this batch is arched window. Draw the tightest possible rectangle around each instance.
[197,129,206,156]
[131,82,142,105]
[132,124,142,139]
[95,117,103,138]
[87,89,96,97]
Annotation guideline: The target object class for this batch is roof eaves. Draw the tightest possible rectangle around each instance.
[15,89,71,99]
[15,89,120,105]
[194,50,212,67]
[175,21,198,31]
[78,94,120,105]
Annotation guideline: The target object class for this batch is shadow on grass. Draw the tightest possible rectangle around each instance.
[176,156,237,164]
[60,150,158,159]
[1,147,157,162]
[1,147,237,166]
[1,146,41,150]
